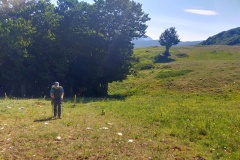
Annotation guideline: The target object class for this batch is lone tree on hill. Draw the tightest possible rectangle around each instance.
[159,27,180,57]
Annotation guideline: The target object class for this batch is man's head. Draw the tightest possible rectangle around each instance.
[54,82,59,88]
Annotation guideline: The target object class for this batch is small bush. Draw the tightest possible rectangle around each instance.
[176,53,189,58]
[135,62,155,70]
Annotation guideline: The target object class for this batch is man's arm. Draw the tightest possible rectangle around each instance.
[61,87,64,100]
[50,89,54,99]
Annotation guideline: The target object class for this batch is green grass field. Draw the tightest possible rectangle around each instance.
[1,45,240,159]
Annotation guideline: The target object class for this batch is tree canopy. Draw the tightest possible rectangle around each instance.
[158,27,180,57]
[0,0,150,97]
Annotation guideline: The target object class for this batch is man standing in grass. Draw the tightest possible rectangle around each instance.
[50,82,64,119]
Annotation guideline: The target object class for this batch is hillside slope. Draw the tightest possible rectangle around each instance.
[110,45,240,95]
[201,27,240,45]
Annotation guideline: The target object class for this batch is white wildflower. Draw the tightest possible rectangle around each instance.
[1,127,4,130]
[56,136,61,140]
[99,127,109,130]
[44,122,48,125]
[117,132,123,136]
[128,139,134,143]
[86,127,92,130]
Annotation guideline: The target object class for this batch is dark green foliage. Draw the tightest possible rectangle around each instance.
[0,0,150,97]
[201,27,240,45]
[0,0,38,97]
[135,62,155,70]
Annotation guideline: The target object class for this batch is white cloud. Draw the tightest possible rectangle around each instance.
[184,9,218,16]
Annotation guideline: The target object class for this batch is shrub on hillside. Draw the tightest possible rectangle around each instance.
[135,62,155,70]
[176,53,189,58]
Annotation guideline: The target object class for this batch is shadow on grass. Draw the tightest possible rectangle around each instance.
[107,94,128,100]
[33,117,57,122]
[154,55,175,63]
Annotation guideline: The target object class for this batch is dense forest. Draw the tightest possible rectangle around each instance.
[0,0,150,97]
[201,27,240,45]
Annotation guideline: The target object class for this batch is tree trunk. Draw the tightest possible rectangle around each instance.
[101,83,108,96]
[163,46,171,57]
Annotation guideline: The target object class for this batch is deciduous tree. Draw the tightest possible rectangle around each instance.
[159,27,180,57]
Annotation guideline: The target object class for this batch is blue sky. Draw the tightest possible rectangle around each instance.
[51,0,240,41]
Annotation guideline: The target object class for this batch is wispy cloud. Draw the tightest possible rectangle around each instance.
[184,9,218,16]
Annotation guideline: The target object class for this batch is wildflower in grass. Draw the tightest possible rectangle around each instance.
[44,122,48,125]
[86,127,92,130]
[56,136,61,140]
[128,139,134,143]
[9,146,14,149]
[99,127,109,130]
[117,132,123,136]
[1,127,4,130]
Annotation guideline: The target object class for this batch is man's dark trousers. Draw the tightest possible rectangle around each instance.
[53,98,62,117]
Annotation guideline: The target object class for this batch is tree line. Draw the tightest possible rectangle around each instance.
[0,0,150,97]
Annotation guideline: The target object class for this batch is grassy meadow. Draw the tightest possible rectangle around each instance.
[1,45,240,159]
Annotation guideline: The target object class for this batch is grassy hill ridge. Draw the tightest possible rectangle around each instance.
[133,39,202,48]
[201,27,240,45]
[1,45,240,159]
